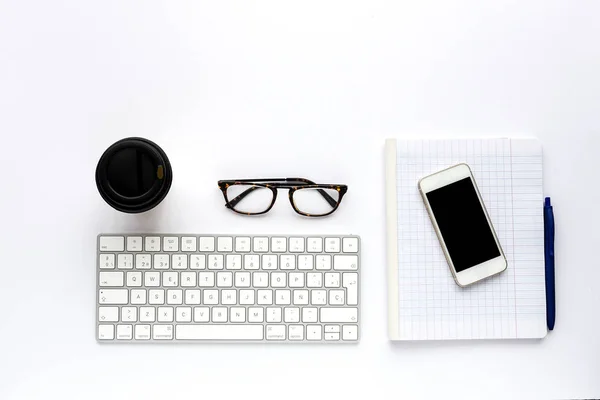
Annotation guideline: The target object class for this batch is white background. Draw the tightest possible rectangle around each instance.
[0,1,599,399]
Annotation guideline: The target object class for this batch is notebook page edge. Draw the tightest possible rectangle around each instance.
[385,139,400,340]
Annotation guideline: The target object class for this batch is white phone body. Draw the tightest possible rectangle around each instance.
[418,163,507,287]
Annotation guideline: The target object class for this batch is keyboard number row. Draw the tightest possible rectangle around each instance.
[100,254,358,271]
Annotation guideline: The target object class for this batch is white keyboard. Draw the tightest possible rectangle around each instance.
[97,234,360,342]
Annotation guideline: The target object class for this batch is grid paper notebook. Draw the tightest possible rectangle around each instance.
[385,138,547,341]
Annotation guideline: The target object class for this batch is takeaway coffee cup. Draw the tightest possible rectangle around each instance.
[95,137,173,213]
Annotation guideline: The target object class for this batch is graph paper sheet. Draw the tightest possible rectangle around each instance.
[386,138,547,340]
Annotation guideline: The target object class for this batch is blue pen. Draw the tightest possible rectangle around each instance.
[544,197,556,330]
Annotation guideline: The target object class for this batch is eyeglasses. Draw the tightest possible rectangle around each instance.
[218,178,348,217]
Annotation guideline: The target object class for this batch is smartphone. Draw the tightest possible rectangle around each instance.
[418,163,507,287]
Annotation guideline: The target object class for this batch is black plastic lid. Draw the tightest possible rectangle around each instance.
[95,137,173,213]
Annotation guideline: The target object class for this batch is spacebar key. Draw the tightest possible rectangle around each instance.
[176,325,264,340]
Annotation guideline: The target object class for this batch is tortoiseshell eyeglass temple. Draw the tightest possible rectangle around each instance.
[217,178,348,217]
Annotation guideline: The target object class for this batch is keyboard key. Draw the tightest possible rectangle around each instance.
[325,238,340,253]
[149,289,165,305]
[199,272,215,287]
[194,307,210,322]
[181,272,196,287]
[298,255,313,270]
[284,307,300,323]
[190,255,206,270]
[262,255,277,270]
[98,324,114,340]
[208,255,224,270]
[248,307,264,322]
[306,325,322,341]
[230,307,246,322]
[139,307,156,322]
[289,237,305,253]
[145,237,160,252]
[329,290,345,305]
[280,255,295,270]
[176,307,192,322]
[98,307,119,322]
[325,325,340,333]
[135,254,151,269]
[127,271,142,287]
[316,255,332,270]
[235,272,251,287]
[307,238,323,253]
[153,325,173,340]
[289,272,304,288]
[122,307,137,322]
[244,255,259,270]
[154,254,169,270]
[288,325,304,340]
[172,255,188,270]
[99,236,124,252]
[217,272,233,288]
[253,237,269,253]
[131,289,146,305]
[126,236,143,252]
[158,307,174,322]
[311,290,326,305]
[185,289,201,305]
[239,290,254,305]
[320,307,358,323]
[99,289,128,305]
[342,325,358,341]
[325,272,340,288]
[134,325,151,340]
[166,289,183,305]
[235,237,251,252]
[271,272,286,288]
[176,325,263,340]
[343,272,358,305]
[325,332,340,341]
[307,273,322,288]
[117,254,133,269]
[342,237,359,253]
[275,289,291,305]
[204,289,218,305]
[266,307,282,322]
[293,290,309,305]
[181,237,197,252]
[163,237,178,252]
[266,325,286,340]
[221,289,236,305]
[302,307,318,322]
[116,324,133,340]
[333,255,358,271]
[271,237,287,253]
[226,255,242,270]
[145,272,161,287]
[212,307,228,322]
[199,237,215,252]
[99,254,115,269]
[253,272,269,288]
[163,272,178,287]
[217,237,233,252]
[99,272,123,287]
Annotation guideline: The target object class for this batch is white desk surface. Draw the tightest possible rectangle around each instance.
[1,1,599,399]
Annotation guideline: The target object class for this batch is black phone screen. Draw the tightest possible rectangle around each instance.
[426,177,501,272]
